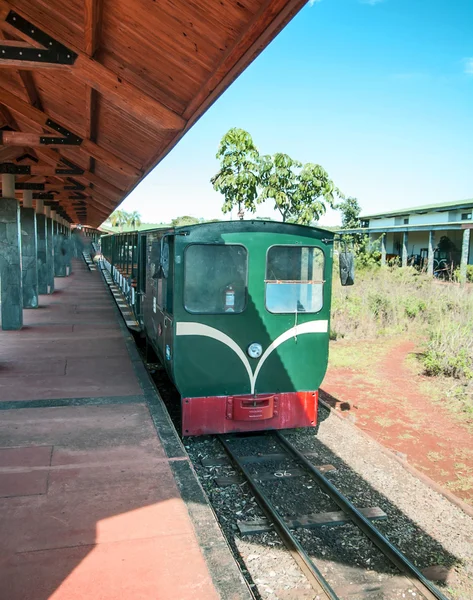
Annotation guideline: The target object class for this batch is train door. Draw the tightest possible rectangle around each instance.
[158,235,175,370]
[135,233,147,325]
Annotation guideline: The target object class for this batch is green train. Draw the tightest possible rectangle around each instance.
[100,221,353,435]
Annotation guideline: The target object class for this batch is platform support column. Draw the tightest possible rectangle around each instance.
[402,231,408,267]
[427,230,435,277]
[0,174,23,330]
[36,199,48,294]
[44,206,55,294]
[20,190,39,308]
[380,233,386,266]
[460,228,471,284]
[52,210,67,277]
[64,220,72,276]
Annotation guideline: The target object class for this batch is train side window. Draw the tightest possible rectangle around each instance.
[184,244,248,314]
[265,246,324,313]
[139,236,147,294]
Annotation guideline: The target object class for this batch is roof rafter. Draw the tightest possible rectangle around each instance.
[0,0,186,132]
[0,87,141,177]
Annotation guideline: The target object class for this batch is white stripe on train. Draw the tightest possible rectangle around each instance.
[176,320,328,394]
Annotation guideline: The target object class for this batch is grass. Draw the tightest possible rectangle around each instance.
[331,264,473,412]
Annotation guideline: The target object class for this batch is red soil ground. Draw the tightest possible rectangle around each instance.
[321,339,473,507]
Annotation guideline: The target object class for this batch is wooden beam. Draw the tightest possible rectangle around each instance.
[0,58,70,69]
[73,54,185,131]
[0,131,78,146]
[84,0,103,174]
[0,0,185,132]
[33,147,124,200]
[0,146,22,161]
[84,0,103,57]
[0,88,141,177]
[18,71,43,109]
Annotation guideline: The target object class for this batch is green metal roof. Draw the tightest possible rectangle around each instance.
[362,199,473,219]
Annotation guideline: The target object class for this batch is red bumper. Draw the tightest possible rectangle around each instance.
[182,391,318,436]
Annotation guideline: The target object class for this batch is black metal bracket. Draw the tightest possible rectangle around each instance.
[64,178,85,191]
[39,135,82,146]
[0,163,30,174]
[56,157,84,175]
[3,11,77,65]
[45,119,82,145]
[33,193,55,200]
[16,153,39,163]
[15,182,45,190]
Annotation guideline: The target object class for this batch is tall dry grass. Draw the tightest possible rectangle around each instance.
[331,265,473,391]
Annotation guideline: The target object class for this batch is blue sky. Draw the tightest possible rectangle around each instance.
[119,0,473,226]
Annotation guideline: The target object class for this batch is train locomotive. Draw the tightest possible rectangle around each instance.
[100,220,353,436]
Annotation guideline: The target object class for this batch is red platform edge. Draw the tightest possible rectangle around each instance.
[182,391,318,436]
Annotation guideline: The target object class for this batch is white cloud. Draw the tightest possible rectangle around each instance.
[464,58,473,75]
[360,0,385,5]
[309,0,322,6]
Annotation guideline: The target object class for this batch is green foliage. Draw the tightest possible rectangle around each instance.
[403,297,426,319]
[128,210,141,228]
[353,235,381,269]
[338,196,361,229]
[211,128,343,224]
[423,323,473,380]
[109,209,128,231]
[453,264,473,283]
[259,153,343,224]
[211,128,260,219]
[171,215,200,227]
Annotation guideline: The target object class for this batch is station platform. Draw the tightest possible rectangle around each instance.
[0,258,250,600]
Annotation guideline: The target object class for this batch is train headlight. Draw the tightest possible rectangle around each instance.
[247,343,262,359]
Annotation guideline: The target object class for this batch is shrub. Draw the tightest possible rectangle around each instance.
[453,264,473,283]
[423,323,473,380]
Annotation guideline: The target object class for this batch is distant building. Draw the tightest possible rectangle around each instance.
[338,199,473,275]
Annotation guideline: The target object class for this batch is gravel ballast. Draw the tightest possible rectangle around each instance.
[185,405,473,600]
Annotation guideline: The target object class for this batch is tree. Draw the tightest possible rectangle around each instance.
[338,197,361,230]
[211,128,260,219]
[128,210,142,229]
[109,209,128,232]
[171,215,200,227]
[259,153,343,224]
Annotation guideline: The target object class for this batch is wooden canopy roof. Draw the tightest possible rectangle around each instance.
[0,0,306,227]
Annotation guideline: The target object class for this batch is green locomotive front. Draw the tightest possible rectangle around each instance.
[134,220,335,435]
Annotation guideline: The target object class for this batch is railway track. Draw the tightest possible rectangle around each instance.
[217,431,449,600]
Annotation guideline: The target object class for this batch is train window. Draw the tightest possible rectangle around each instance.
[265,246,324,313]
[184,244,248,314]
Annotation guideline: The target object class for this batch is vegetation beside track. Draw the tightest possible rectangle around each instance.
[330,265,473,413]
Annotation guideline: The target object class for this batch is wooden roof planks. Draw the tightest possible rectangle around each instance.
[0,0,306,226]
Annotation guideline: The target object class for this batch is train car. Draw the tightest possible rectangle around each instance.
[101,220,353,436]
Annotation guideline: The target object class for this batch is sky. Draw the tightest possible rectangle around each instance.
[118,0,473,227]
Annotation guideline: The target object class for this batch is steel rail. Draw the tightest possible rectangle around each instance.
[276,431,450,600]
[218,435,340,600]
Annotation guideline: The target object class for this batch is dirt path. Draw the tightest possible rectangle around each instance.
[322,338,473,506]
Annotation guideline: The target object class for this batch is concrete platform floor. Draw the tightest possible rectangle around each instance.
[0,259,247,599]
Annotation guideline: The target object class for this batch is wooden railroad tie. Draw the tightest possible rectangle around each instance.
[237,506,388,535]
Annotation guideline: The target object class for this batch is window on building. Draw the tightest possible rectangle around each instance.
[265,246,324,314]
[394,216,409,226]
[360,219,369,228]
[461,212,472,221]
[184,244,248,314]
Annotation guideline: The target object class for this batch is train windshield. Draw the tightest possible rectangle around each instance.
[265,246,324,313]
[184,244,248,314]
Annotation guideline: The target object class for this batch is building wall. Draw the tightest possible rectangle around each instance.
[368,207,473,228]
